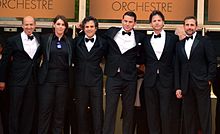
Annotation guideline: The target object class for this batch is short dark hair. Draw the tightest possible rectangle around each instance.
[149,10,165,23]
[123,11,137,22]
[53,15,69,33]
[183,16,198,26]
[82,16,98,30]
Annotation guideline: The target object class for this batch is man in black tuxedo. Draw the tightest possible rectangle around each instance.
[142,10,179,134]
[0,16,41,134]
[175,16,216,134]
[102,11,145,134]
[72,16,108,134]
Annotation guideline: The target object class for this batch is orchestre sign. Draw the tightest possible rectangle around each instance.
[0,0,75,19]
[208,0,220,22]
[89,0,195,21]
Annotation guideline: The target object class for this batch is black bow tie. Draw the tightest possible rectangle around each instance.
[85,38,94,43]
[154,34,161,38]
[27,35,34,40]
[122,31,131,36]
[185,36,193,40]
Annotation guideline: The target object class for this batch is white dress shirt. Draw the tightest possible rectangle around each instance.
[114,28,136,54]
[185,32,197,59]
[150,30,166,60]
[85,35,96,52]
[21,31,39,59]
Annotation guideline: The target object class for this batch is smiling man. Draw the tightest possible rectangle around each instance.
[102,11,145,134]
[141,10,179,134]
[0,16,40,134]
[72,16,108,134]
[175,16,216,134]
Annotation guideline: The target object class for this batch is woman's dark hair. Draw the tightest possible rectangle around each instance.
[53,15,69,33]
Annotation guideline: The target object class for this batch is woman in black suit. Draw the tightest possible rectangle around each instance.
[37,15,73,134]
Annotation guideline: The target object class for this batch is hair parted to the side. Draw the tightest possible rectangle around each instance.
[53,15,69,33]
[81,16,99,30]
[123,11,137,22]
[149,10,165,23]
[183,16,198,26]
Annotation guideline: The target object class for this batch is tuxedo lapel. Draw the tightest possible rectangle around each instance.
[134,31,141,45]
[160,33,170,59]
[190,35,200,58]
[77,36,88,57]
[180,40,188,59]
[147,34,158,60]
[33,33,40,43]
[109,28,120,39]
[16,36,32,59]
[89,36,102,55]
[76,36,103,59]
[32,34,41,59]
[18,34,41,59]
[33,47,41,60]
[16,35,24,51]
[108,28,122,53]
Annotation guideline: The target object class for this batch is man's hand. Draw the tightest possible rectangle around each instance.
[75,23,82,30]
[0,82,5,91]
[176,89,183,99]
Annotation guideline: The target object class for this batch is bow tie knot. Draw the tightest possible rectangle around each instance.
[27,35,34,40]
[122,31,131,36]
[85,38,94,43]
[185,36,193,40]
[154,34,161,38]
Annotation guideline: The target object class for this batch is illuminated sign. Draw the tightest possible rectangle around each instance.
[0,0,75,19]
[89,0,195,21]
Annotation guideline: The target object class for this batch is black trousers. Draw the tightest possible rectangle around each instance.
[169,94,182,134]
[183,78,211,134]
[38,82,68,134]
[74,84,103,134]
[9,79,37,134]
[144,78,173,134]
[64,93,77,134]
[103,74,136,134]
[64,67,77,134]
[132,78,149,134]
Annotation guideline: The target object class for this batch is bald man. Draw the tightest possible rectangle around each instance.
[0,16,41,134]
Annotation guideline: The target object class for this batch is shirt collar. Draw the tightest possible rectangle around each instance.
[21,31,33,40]
[153,30,165,37]
[192,32,197,39]
[186,32,197,41]
[120,27,134,36]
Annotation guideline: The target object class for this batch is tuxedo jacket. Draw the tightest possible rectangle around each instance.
[175,34,216,94]
[104,27,145,81]
[72,34,108,86]
[0,33,41,86]
[142,32,178,88]
[38,33,73,84]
